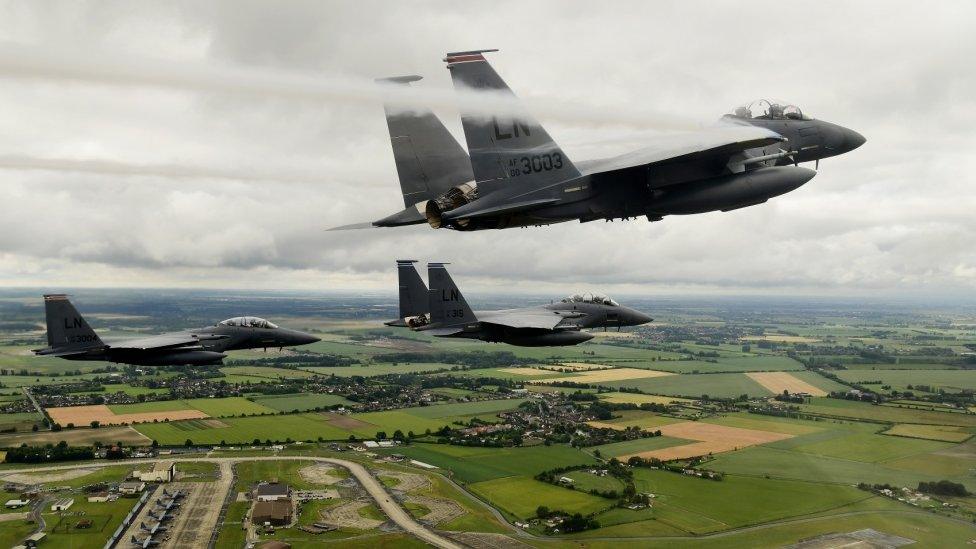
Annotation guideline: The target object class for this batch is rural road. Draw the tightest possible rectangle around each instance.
[0,455,463,549]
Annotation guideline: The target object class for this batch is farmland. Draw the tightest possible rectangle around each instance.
[1,291,976,545]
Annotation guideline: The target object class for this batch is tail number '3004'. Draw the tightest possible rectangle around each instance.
[509,153,563,176]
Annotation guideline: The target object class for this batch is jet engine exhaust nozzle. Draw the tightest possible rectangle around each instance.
[425,183,478,229]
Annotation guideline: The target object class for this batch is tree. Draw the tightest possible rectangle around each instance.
[90,420,100,429]
[593,449,602,459]
[31,424,38,432]
[376,431,387,440]
[151,440,159,448]
[392,430,405,441]
[536,505,550,519]
[184,439,193,447]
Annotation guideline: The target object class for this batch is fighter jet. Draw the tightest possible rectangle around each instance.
[130,535,160,548]
[338,50,864,231]
[32,294,320,366]
[388,261,651,346]
[140,521,168,535]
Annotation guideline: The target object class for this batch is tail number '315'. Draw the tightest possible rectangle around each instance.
[509,153,563,176]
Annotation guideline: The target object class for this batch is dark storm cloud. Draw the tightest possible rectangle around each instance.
[0,0,973,296]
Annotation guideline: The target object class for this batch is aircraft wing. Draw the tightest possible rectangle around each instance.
[106,333,213,351]
[477,308,566,330]
[579,125,786,184]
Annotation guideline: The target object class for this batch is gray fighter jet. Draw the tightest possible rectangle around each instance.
[338,50,864,231]
[387,261,651,346]
[32,294,319,366]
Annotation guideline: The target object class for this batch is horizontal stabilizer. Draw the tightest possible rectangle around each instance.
[442,197,559,221]
[425,326,465,337]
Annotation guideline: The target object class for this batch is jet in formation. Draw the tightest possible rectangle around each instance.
[33,294,320,366]
[387,260,651,346]
[335,50,864,231]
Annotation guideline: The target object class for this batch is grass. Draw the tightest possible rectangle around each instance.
[707,445,976,491]
[176,460,218,481]
[235,459,320,491]
[598,392,694,405]
[0,518,34,548]
[386,443,597,484]
[250,392,353,412]
[797,397,976,427]
[213,500,249,549]
[834,368,976,393]
[468,475,610,519]
[590,436,694,458]
[135,413,349,445]
[882,423,973,442]
[602,373,774,398]
[301,362,456,377]
[600,410,686,430]
[702,413,825,435]
[43,497,137,549]
[562,470,626,493]
[632,469,870,529]
[107,397,276,417]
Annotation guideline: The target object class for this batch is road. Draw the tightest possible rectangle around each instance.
[22,387,44,423]
[0,455,463,549]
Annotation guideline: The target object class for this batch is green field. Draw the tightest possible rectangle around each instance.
[250,392,353,412]
[633,469,871,531]
[301,362,459,377]
[835,369,976,393]
[468,475,611,519]
[603,372,774,398]
[108,397,276,417]
[135,413,349,444]
[590,436,693,458]
[386,443,598,484]
[563,470,626,493]
[883,423,973,442]
[797,397,976,427]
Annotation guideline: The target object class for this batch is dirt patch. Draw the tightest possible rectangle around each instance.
[444,532,534,549]
[1,467,99,485]
[379,471,429,493]
[746,372,827,396]
[319,500,385,530]
[47,404,208,427]
[407,494,465,525]
[299,464,342,485]
[199,419,229,428]
[0,426,151,447]
[620,421,793,461]
[558,368,674,383]
[321,412,375,430]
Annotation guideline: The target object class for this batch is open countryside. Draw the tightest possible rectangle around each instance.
[0,291,974,547]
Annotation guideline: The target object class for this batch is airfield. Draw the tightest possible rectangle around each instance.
[0,292,974,547]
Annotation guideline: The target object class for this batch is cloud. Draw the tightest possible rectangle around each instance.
[0,0,973,297]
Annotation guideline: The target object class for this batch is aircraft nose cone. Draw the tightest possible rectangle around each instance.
[843,128,866,152]
[632,311,653,325]
[298,332,321,345]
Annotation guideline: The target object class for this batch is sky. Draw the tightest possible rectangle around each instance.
[0,0,973,298]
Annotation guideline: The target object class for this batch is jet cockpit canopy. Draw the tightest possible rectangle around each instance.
[730,99,810,121]
[219,317,279,329]
[562,293,619,307]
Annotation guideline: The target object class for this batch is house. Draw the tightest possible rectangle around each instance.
[255,483,290,502]
[252,499,293,526]
[558,477,574,484]
[119,481,146,495]
[51,498,74,511]
[5,499,29,509]
[87,492,111,503]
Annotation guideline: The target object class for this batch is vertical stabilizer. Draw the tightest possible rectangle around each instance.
[378,75,475,207]
[43,294,103,349]
[396,259,429,318]
[444,49,580,195]
[427,263,477,325]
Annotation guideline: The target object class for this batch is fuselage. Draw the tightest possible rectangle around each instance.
[426,115,864,231]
